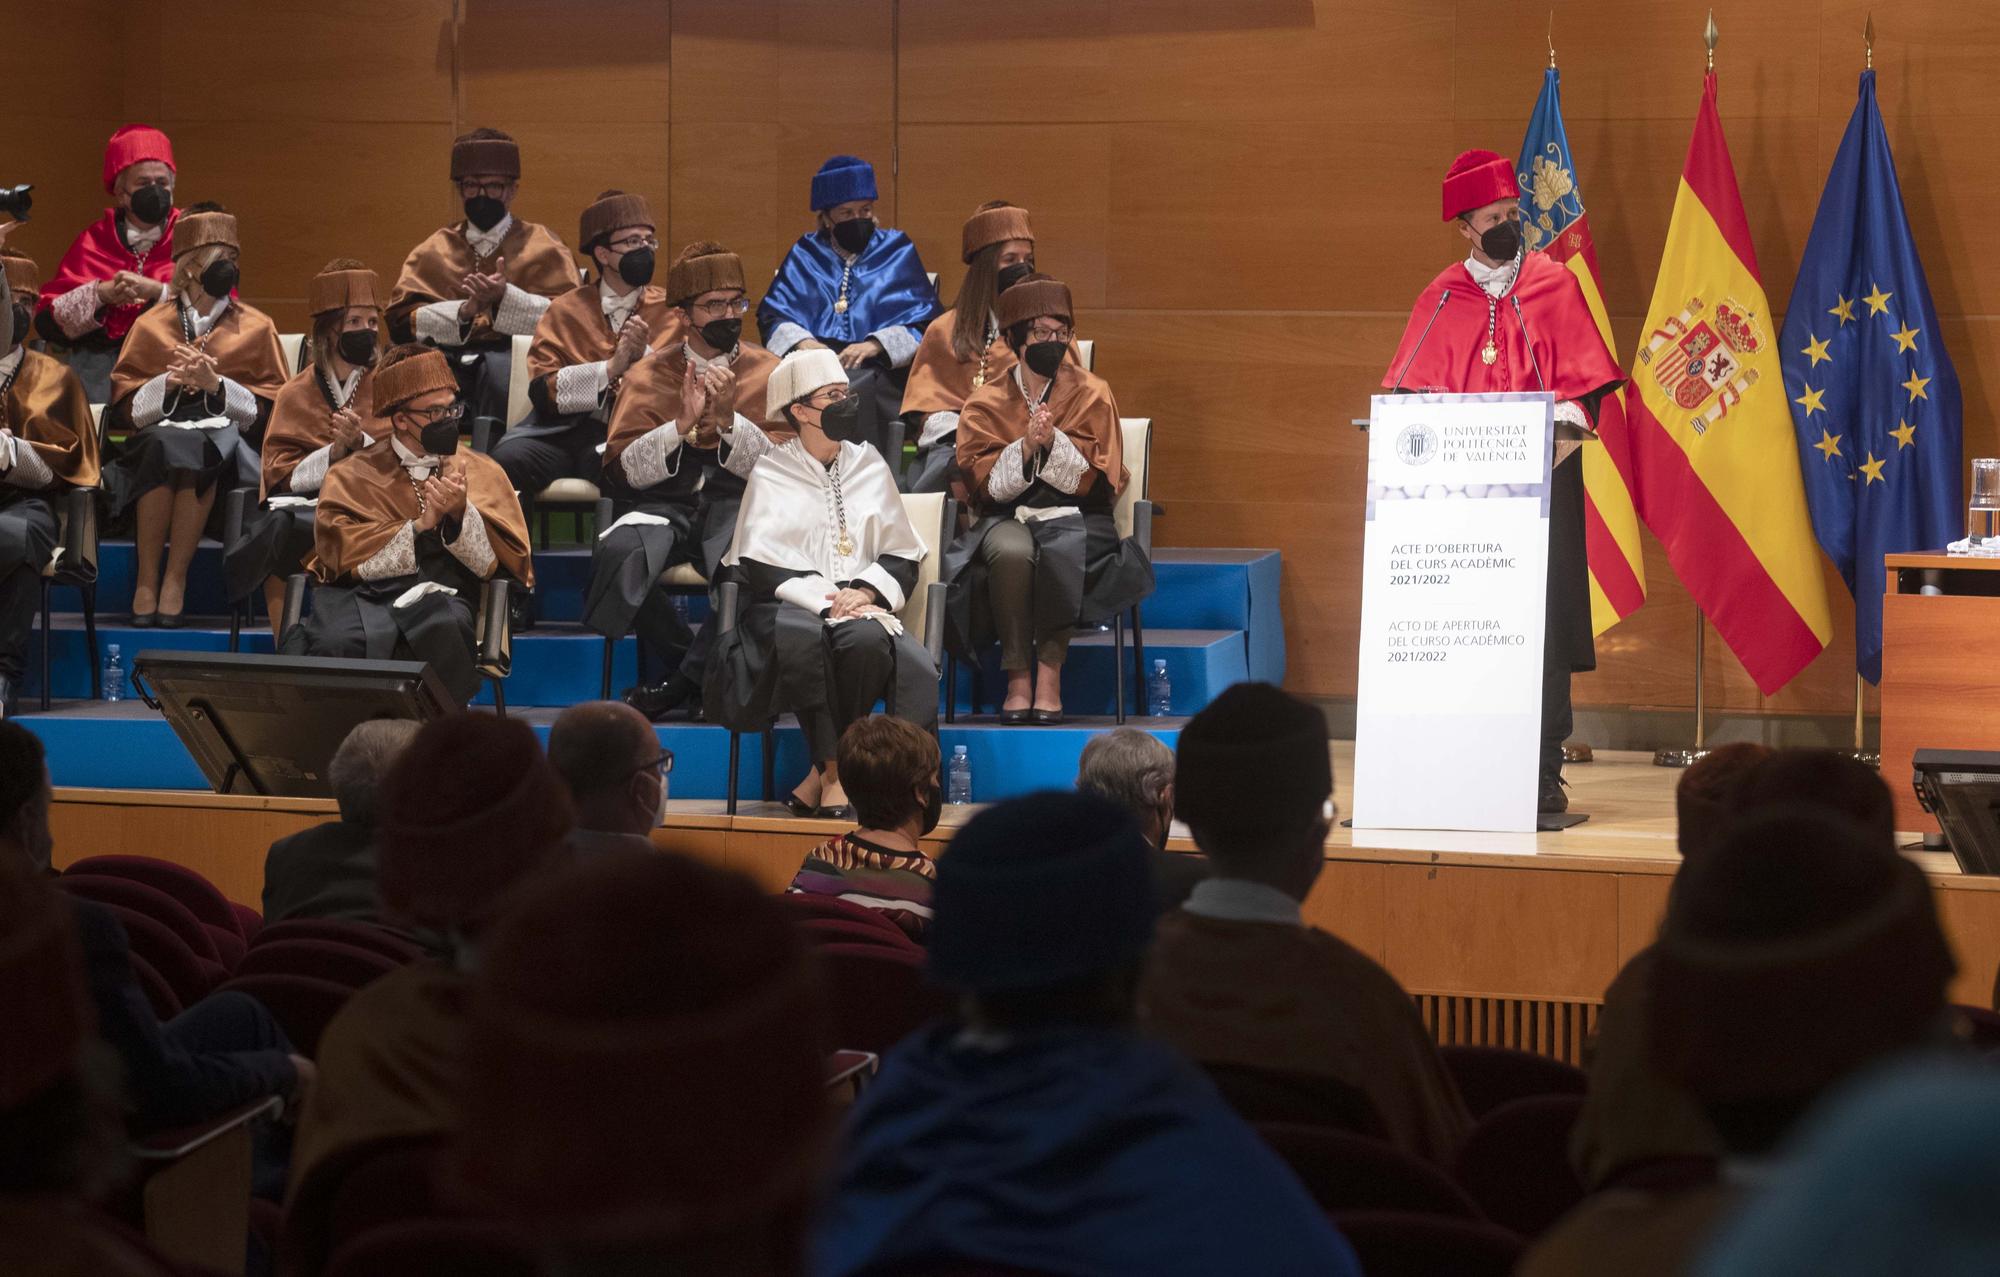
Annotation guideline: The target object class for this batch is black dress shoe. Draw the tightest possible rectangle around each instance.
[130,611,158,628]
[815,804,853,821]
[0,674,14,719]
[999,706,1031,725]
[1030,708,1065,725]
[157,611,185,630]
[508,590,538,633]
[624,675,699,722]
[1537,774,1570,814]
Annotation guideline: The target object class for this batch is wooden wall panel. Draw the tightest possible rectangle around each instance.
[1380,862,1623,1001]
[0,0,120,286]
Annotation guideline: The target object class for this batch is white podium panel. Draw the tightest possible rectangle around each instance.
[1352,391,1555,834]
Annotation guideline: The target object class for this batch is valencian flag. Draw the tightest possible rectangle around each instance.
[1780,70,1961,684]
[1517,66,1647,636]
[1626,73,1832,694]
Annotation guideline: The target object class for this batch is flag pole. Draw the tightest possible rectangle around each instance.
[1655,609,1710,767]
[1852,673,1880,767]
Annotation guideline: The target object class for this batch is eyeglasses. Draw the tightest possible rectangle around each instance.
[808,387,857,407]
[630,750,674,780]
[399,401,465,428]
[456,179,513,199]
[1026,325,1072,344]
[608,234,659,253]
[690,295,751,319]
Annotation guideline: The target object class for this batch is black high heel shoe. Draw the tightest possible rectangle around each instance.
[783,793,819,818]
[999,706,1031,725]
[1030,707,1065,725]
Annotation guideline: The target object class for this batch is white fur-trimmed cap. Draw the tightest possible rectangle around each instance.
[764,347,850,425]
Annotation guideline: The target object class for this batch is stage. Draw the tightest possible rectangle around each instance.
[50,745,2000,1065]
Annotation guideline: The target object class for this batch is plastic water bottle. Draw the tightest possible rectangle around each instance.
[947,745,972,805]
[1147,659,1172,717]
[102,644,124,704]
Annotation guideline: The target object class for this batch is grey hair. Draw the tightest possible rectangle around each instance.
[329,719,421,827]
[1076,728,1175,822]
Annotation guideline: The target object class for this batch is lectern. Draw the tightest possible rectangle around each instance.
[1880,551,2000,835]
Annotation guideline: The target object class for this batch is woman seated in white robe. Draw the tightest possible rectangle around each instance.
[705,348,936,819]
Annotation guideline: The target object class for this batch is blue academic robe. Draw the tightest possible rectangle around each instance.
[813,1025,1362,1277]
[758,228,940,350]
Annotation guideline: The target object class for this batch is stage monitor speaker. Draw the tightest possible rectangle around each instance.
[130,651,458,798]
[1912,748,2000,876]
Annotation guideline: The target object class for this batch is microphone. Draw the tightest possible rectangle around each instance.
[1510,295,1550,392]
[1389,288,1452,393]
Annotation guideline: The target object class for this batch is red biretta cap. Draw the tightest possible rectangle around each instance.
[103,125,176,193]
[1441,149,1517,222]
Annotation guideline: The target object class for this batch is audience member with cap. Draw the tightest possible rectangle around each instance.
[1138,682,1471,1164]
[1,721,307,1147]
[448,851,829,1276]
[260,718,419,925]
[788,715,942,940]
[0,855,186,1277]
[1076,726,1207,913]
[37,123,182,402]
[1522,804,1957,1277]
[1568,741,1771,1192]
[285,711,572,1271]
[757,155,940,469]
[546,699,671,860]
[814,789,1362,1277]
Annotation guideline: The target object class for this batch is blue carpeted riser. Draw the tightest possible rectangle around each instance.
[946,628,1245,718]
[19,705,1179,803]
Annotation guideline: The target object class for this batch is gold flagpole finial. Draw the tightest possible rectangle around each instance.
[1704,10,1719,71]
[1865,13,1875,70]
[1548,10,1557,68]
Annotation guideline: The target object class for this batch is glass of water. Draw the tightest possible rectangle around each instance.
[1971,458,2000,547]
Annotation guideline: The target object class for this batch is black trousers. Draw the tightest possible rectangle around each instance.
[446,347,513,428]
[0,563,35,683]
[0,492,58,682]
[1541,663,1572,785]
[490,415,604,497]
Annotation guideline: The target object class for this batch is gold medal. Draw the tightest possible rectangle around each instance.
[1480,341,1498,366]
[836,532,855,557]
[833,296,848,314]
[972,372,985,388]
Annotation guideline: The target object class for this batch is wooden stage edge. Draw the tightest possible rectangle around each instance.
[52,747,2000,1065]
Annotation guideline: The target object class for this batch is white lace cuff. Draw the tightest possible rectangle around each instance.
[986,438,1031,503]
[619,421,686,490]
[493,284,547,337]
[918,410,959,448]
[719,413,773,478]
[220,378,259,428]
[764,321,811,358]
[446,502,497,577]
[414,299,469,347]
[870,324,919,369]
[287,442,336,494]
[130,373,171,428]
[53,282,105,339]
[0,433,56,489]
[355,520,417,580]
[774,573,839,615]
[554,361,611,415]
[1041,430,1090,496]
[857,562,906,613]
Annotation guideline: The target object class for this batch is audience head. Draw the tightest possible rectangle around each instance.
[579,189,657,290]
[327,718,420,829]
[1674,742,1773,859]
[0,721,54,874]
[668,240,750,357]
[373,343,462,452]
[1649,804,1954,1156]
[169,201,240,301]
[376,712,573,936]
[451,126,521,229]
[4,249,39,353]
[103,123,176,226]
[810,155,877,247]
[765,347,853,442]
[838,716,941,838]
[1174,682,1333,899]
[1734,748,1896,852]
[995,273,1075,368]
[450,852,827,1272]
[307,257,382,370]
[547,701,670,838]
[1077,727,1176,851]
[931,791,1156,1030]
[0,858,123,1199]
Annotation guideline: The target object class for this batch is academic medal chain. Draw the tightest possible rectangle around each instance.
[833,259,854,316]
[1481,293,1499,366]
[825,457,856,558]
[972,317,997,388]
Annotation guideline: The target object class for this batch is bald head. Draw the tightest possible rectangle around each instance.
[547,701,666,837]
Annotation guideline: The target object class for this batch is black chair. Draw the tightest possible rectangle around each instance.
[1452,1093,1587,1240]
[1439,1045,1588,1120]
[280,570,515,715]
[716,495,953,815]
[1203,1060,1386,1138]
[590,494,711,698]
[221,485,260,652]
[38,476,101,709]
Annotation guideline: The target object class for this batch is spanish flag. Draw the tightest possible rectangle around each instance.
[1627,73,1831,694]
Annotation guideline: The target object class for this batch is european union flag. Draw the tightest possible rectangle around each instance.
[1781,69,1962,683]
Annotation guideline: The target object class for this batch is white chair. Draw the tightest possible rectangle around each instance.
[279,333,306,374]
[476,334,600,547]
[716,492,954,815]
[1076,338,1095,371]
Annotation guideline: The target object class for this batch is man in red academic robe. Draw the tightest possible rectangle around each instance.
[1383,149,1624,814]
[36,125,183,403]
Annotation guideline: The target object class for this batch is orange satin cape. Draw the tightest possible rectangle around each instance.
[385,218,579,346]
[525,280,683,402]
[310,440,532,587]
[107,298,289,416]
[956,363,1126,510]
[261,365,376,499]
[5,348,99,487]
[603,341,782,469]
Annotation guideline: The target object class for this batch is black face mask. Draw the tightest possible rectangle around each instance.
[9,303,28,347]
[1023,340,1067,378]
[919,783,943,837]
[463,195,506,232]
[996,260,1035,293]
[615,246,655,288]
[1478,218,1522,262]
[419,413,462,456]
[336,329,378,365]
[199,259,239,299]
[128,182,172,226]
[698,317,742,352]
[816,394,864,443]
[831,217,876,255]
